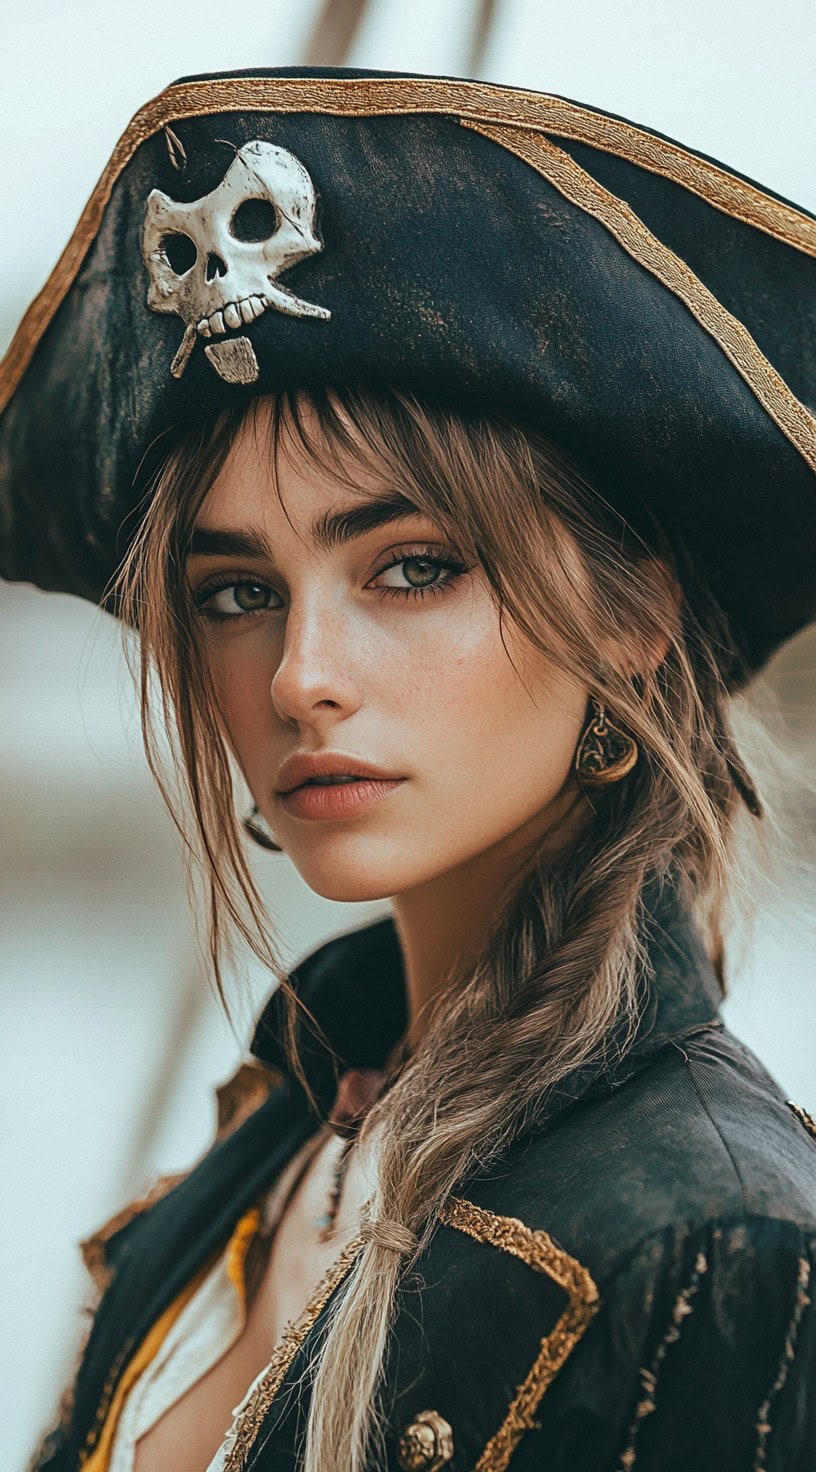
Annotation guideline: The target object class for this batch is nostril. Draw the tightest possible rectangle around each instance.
[205,252,228,282]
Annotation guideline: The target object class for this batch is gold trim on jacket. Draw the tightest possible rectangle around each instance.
[216,1193,599,1472]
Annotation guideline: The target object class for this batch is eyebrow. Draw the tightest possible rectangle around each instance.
[186,491,427,562]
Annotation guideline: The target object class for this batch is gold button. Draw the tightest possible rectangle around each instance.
[396,1409,454,1471]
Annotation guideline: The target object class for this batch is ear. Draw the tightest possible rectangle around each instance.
[601,559,681,678]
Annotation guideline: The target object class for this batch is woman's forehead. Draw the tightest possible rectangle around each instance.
[194,469,436,557]
[206,395,384,511]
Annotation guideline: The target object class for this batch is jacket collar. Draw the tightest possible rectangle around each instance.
[251,879,724,1123]
[251,912,409,1112]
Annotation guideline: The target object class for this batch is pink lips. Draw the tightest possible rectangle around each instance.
[276,749,404,794]
[278,777,406,820]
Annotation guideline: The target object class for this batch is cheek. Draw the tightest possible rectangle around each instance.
[393,601,587,827]
[207,644,274,762]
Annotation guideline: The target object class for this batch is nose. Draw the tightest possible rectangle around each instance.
[269,601,362,727]
[205,252,227,282]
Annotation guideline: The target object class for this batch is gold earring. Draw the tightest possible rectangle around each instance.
[242,803,284,852]
[574,698,639,785]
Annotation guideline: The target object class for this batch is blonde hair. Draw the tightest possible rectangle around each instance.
[110,385,770,1471]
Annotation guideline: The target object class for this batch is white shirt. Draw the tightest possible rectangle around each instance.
[108,1129,327,1472]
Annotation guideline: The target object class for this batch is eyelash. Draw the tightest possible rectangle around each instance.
[192,544,471,623]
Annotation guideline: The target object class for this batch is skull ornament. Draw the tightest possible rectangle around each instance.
[141,139,331,384]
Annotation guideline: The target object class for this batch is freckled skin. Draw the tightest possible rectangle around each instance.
[188,402,591,1033]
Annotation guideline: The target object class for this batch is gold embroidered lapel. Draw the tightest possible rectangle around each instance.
[440,1195,601,1472]
[79,1058,283,1296]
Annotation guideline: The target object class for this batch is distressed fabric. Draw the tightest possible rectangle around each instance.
[517,1215,816,1472]
[30,886,816,1472]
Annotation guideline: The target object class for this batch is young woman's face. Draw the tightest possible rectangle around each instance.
[186,404,590,902]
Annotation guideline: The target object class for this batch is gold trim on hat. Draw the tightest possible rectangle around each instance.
[440,1195,600,1471]
[1,74,814,417]
[787,1099,816,1142]
[461,118,816,479]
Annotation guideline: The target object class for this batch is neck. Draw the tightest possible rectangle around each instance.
[391,785,587,1050]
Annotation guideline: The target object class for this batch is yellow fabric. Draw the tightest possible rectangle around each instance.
[82,1205,262,1472]
[225,1206,262,1313]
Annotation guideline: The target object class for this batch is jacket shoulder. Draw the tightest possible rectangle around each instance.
[492,1209,816,1471]
[473,1021,816,1285]
[422,1029,816,1472]
[411,1024,816,1471]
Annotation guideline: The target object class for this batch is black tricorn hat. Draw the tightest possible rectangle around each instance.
[1,65,814,679]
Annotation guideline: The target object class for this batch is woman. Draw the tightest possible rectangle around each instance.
[2,64,816,1472]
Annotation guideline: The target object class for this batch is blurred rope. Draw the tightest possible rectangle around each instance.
[114,952,211,1197]
[302,0,501,74]
[468,0,500,75]
[303,0,371,65]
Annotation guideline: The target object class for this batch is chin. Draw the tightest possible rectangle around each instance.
[306,874,396,903]
[287,838,426,904]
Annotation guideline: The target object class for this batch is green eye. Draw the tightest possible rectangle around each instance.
[193,545,472,622]
[232,582,271,611]
[372,546,471,601]
[400,557,442,587]
[194,579,275,619]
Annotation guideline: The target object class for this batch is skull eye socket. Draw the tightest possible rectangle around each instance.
[230,198,279,243]
[160,233,198,276]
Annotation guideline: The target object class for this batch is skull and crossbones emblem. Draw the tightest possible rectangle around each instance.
[141,139,331,384]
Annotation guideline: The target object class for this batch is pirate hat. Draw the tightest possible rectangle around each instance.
[1,65,814,679]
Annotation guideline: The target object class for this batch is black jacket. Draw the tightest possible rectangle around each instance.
[34,893,816,1472]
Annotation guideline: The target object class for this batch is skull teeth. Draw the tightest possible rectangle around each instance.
[197,296,267,339]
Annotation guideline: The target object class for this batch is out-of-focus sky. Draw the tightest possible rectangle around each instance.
[1,3,814,1468]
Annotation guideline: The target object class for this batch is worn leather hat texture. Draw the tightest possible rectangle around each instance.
[0,65,814,678]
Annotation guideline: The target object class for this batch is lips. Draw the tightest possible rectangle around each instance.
[197,295,267,337]
[276,752,405,796]
[279,777,406,821]
[282,772,395,795]
[300,776,363,787]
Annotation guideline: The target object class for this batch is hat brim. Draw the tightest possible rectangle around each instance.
[1,67,814,679]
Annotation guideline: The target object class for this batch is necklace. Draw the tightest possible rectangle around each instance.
[312,1041,412,1243]
[312,1135,355,1242]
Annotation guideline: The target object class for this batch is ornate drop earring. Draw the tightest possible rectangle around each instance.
[574,697,639,785]
[242,803,284,852]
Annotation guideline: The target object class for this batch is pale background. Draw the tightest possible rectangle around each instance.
[1,1,815,1466]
